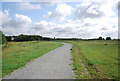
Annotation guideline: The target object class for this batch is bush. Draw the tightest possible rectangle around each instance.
[106,37,111,40]
[0,31,7,44]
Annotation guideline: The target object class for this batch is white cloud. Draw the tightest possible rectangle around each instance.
[30,19,99,38]
[0,9,9,25]
[32,20,56,31]
[1,10,32,35]
[2,14,32,28]
[80,16,118,38]
[99,0,118,17]
[1,1,119,39]
[18,2,41,10]
[75,2,104,19]
[55,3,73,17]
[14,14,32,25]
[43,3,73,22]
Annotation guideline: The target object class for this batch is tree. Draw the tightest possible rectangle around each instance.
[0,31,7,44]
[13,34,44,42]
[102,38,105,40]
[6,36,12,42]
[98,36,103,40]
[106,37,111,40]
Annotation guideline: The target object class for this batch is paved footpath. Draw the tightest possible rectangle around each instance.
[4,43,74,79]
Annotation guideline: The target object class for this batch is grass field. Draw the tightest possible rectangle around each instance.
[66,40,119,79]
[0,46,2,77]
[2,41,63,77]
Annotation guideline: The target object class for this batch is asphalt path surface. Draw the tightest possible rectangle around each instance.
[4,43,74,79]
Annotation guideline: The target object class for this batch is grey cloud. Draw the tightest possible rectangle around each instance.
[84,23,90,26]
[102,30,118,38]
[101,27,108,30]
[2,27,27,36]
[32,23,45,30]
[50,26,94,38]
[119,31,120,38]
[52,27,73,33]
[118,1,120,15]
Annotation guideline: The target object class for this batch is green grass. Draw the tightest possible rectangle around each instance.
[0,46,2,77]
[66,40,119,79]
[2,41,63,77]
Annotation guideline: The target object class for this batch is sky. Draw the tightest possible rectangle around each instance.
[0,0,119,39]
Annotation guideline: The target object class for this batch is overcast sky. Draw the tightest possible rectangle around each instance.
[0,0,119,39]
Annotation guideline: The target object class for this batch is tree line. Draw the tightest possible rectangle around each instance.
[0,31,117,45]
[5,35,112,42]
[86,36,112,40]
[6,34,53,42]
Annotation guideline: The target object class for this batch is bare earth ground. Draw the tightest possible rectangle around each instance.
[4,43,74,79]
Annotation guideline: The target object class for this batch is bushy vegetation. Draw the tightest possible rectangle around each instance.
[0,31,7,44]
[66,40,119,79]
[5,34,114,42]
[2,41,63,77]
[6,34,52,42]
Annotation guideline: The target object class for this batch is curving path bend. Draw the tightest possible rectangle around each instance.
[4,43,74,79]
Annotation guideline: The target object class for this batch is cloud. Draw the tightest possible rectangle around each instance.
[75,2,104,19]
[43,3,73,21]
[99,0,118,17]
[101,27,108,30]
[39,2,56,7]
[2,0,26,2]
[0,9,9,25]
[32,20,55,31]
[18,2,41,10]
[30,19,100,38]
[1,1,118,38]
[2,14,32,28]
[1,10,32,35]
